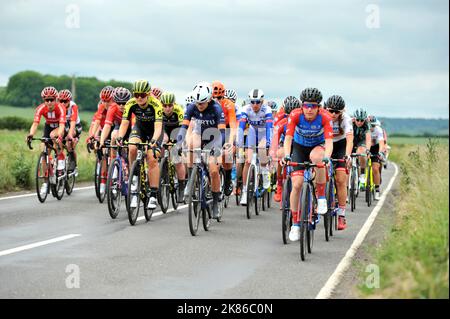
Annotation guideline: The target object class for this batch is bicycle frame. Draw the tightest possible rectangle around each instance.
[192,148,213,210]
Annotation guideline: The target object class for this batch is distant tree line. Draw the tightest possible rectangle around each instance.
[0,70,132,112]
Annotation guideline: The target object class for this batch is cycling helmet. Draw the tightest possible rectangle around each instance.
[368,115,379,126]
[58,89,72,101]
[300,87,322,103]
[267,100,278,111]
[185,93,195,105]
[224,89,237,103]
[113,87,132,104]
[326,95,345,111]
[100,86,114,101]
[212,81,225,98]
[132,80,151,93]
[248,89,264,101]
[192,81,213,103]
[161,92,176,105]
[41,86,58,99]
[353,108,368,121]
[151,87,163,99]
[283,96,301,114]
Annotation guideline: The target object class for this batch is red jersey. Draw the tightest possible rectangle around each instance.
[33,103,66,128]
[104,104,124,127]
[94,101,117,128]
[274,107,286,125]
[286,108,333,147]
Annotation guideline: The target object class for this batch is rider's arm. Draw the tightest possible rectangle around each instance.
[100,124,112,146]
[151,99,163,143]
[29,106,43,137]
[57,104,66,138]
[321,111,334,158]
[344,116,353,157]
[217,106,226,146]
[68,103,79,138]
[324,138,333,158]
[284,110,300,157]
[226,101,237,145]
[365,131,372,150]
[265,109,274,146]
[176,105,193,145]
[237,109,248,147]
[118,101,133,139]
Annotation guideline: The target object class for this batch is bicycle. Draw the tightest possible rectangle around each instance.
[365,152,376,207]
[158,142,180,213]
[105,144,129,219]
[244,146,268,219]
[234,150,244,206]
[281,162,293,244]
[186,148,222,236]
[126,142,159,225]
[325,158,347,240]
[288,161,322,261]
[348,153,363,212]
[219,166,229,210]
[87,138,111,203]
[28,137,66,202]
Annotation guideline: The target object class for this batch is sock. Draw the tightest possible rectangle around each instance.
[150,187,158,197]
[291,211,300,226]
[375,185,380,192]
[277,177,283,188]
[243,185,247,192]
[338,205,346,217]
[316,183,326,199]
[225,169,232,182]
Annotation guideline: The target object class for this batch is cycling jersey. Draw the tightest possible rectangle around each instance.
[238,103,273,146]
[33,103,66,128]
[331,112,353,142]
[353,121,370,147]
[122,96,163,124]
[370,126,384,146]
[178,100,225,146]
[286,108,333,147]
[163,103,184,140]
[219,98,237,127]
[274,107,286,125]
[105,104,124,128]
[64,101,81,125]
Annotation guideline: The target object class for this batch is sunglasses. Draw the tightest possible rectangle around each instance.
[250,100,261,104]
[162,104,173,108]
[328,109,342,114]
[134,93,147,99]
[355,119,365,122]
[44,99,55,102]
[116,102,126,106]
[59,100,69,104]
[302,103,318,109]
[216,96,223,100]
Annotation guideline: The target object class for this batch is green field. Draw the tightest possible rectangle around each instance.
[359,140,449,298]
[0,104,95,123]
[389,136,449,146]
[0,129,94,193]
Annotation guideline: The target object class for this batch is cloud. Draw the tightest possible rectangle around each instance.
[0,0,448,118]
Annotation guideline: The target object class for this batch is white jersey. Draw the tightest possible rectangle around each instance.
[332,112,353,142]
[240,103,272,128]
[370,125,384,145]
[65,101,81,125]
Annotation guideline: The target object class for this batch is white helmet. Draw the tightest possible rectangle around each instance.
[248,89,264,101]
[185,92,195,106]
[192,81,213,103]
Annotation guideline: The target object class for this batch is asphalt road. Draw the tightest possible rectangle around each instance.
[0,163,396,299]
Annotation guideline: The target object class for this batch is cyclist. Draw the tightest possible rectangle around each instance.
[282,88,333,242]
[368,116,386,200]
[99,87,132,157]
[26,87,67,197]
[324,95,353,230]
[160,91,187,202]
[212,81,236,196]
[273,96,301,202]
[117,80,164,209]
[238,89,273,205]
[267,100,278,119]
[151,87,163,100]
[352,108,372,187]
[58,89,82,173]
[176,81,226,219]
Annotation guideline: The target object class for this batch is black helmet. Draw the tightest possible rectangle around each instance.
[300,88,322,103]
[326,95,345,111]
[283,96,300,114]
[353,108,368,121]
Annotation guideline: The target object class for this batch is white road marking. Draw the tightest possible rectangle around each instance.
[0,234,82,257]
[0,186,94,201]
[315,162,399,299]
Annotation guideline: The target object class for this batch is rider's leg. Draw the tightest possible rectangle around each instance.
[310,145,327,215]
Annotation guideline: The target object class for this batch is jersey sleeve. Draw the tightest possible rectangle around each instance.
[57,104,66,124]
[33,104,45,124]
[122,99,135,121]
[70,104,79,122]
[225,100,236,127]
[286,108,302,137]
[176,104,184,125]
[94,102,105,121]
[321,110,334,140]
[104,105,116,126]
[153,98,163,122]
[344,114,353,136]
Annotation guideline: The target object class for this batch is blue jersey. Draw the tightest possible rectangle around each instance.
[238,103,273,146]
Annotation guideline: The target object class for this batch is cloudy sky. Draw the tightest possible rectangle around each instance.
[0,0,448,118]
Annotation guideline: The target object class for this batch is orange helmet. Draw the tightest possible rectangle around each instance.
[212,81,225,98]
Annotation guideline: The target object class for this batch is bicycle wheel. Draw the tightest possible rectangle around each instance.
[35,153,49,203]
[299,187,308,262]
[246,164,256,219]
[65,153,76,195]
[51,159,65,201]
[267,185,272,209]
[350,168,356,212]
[106,158,122,219]
[126,160,141,225]
[326,177,335,237]
[255,172,263,216]
[366,169,372,207]
[98,156,108,203]
[158,157,170,214]
[143,185,153,222]
[281,176,292,244]
[188,166,201,236]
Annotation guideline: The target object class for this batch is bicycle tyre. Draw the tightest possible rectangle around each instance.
[126,160,141,225]
[106,158,121,219]
[158,157,170,214]
[188,166,201,236]
[36,153,49,203]
[281,176,292,244]
[246,164,256,219]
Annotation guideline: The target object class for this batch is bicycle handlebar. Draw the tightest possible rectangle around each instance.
[27,137,55,150]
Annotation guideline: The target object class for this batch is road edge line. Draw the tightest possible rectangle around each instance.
[315,162,399,299]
